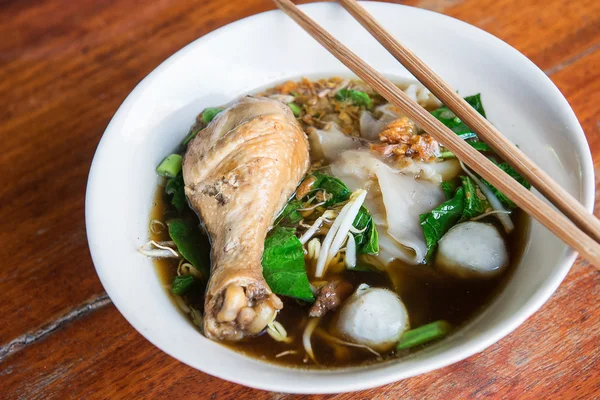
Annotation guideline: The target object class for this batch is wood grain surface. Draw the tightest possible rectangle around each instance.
[0,0,598,398]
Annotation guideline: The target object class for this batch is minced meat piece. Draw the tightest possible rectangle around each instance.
[309,280,353,318]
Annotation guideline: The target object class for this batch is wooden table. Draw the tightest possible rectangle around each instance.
[1,0,598,398]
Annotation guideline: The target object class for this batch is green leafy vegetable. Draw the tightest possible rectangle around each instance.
[311,171,351,205]
[481,161,531,209]
[275,199,303,226]
[431,94,486,136]
[296,171,351,206]
[167,218,210,277]
[201,107,223,124]
[421,175,500,261]
[165,173,187,212]
[171,275,196,295]
[352,206,379,255]
[396,320,452,350]
[291,172,379,254]
[440,141,493,159]
[361,222,379,255]
[335,89,373,109]
[287,102,302,117]
[460,176,490,221]
[441,181,458,200]
[262,226,314,302]
[156,154,183,178]
[420,187,465,262]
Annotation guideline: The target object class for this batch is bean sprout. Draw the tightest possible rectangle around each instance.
[314,329,380,356]
[303,318,320,363]
[149,219,166,234]
[138,240,180,258]
[327,190,367,264]
[315,189,367,278]
[276,350,298,358]
[299,217,325,244]
[322,210,339,221]
[267,320,293,344]
[348,225,367,234]
[297,201,326,212]
[174,295,191,314]
[345,233,357,269]
[470,210,512,221]
[303,195,316,206]
[266,313,293,343]
[177,260,203,279]
[156,241,175,246]
[306,238,321,260]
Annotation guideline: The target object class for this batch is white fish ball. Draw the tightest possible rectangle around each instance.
[334,285,409,351]
[436,221,509,279]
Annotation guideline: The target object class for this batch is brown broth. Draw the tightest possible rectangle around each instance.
[150,181,528,369]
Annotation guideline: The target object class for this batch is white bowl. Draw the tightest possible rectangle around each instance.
[85,1,594,394]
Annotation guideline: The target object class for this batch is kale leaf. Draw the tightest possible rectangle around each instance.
[275,199,304,226]
[310,171,351,206]
[171,275,196,295]
[460,176,490,221]
[165,173,187,212]
[441,180,458,200]
[481,161,531,209]
[167,218,210,278]
[430,94,486,136]
[352,206,379,255]
[420,187,465,262]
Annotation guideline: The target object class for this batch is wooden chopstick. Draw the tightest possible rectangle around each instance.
[337,0,600,244]
[272,0,600,265]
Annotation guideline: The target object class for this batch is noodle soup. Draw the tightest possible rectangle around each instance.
[142,77,529,368]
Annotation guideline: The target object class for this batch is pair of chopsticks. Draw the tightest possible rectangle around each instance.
[273,0,600,265]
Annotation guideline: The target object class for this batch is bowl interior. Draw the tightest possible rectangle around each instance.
[85,1,593,394]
